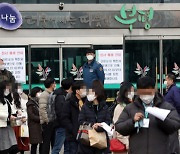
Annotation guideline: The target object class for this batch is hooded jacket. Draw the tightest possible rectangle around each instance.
[115,92,180,154]
[53,87,67,127]
[61,93,81,141]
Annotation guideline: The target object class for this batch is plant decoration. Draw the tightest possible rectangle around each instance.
[172,63,180,79]
[70,64,83,80]
[134,63,150,77]
[36,64,51,81]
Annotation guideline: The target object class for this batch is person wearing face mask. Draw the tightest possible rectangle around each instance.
[164,73,180,154]
[11,83,30,154]
[78,80,111,154]
[0,81,19,154]
[164,73,180,115]
[16,83,28,101]
[61,81,86,154]
[39,77,56,154]
[115,76,180,154]
[83,48,105,88]
[0,59,16,92]
[112,82,134,153]
[51,78,73,154]
[26,87,43,154]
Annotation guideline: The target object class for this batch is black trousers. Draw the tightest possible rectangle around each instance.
[31,143,42,154]
[41,122,55,154]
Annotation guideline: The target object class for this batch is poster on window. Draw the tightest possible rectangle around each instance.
[0,48,26,83]
[96,50,123,84]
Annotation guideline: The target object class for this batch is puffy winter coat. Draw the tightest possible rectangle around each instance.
[115,93,180,154]
[78,100,111,154]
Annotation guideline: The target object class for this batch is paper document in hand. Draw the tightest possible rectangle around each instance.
[146,107,170,121]
[101,122,113,136]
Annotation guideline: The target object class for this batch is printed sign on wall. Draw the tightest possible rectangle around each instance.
[0,48,26,83]
[96,50,124,84]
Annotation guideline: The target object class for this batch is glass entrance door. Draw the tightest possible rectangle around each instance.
[125,39,160,89]
[163,39,180,94]
[125,36,180,94]
[61,45,91,80]
[28,45,60,90]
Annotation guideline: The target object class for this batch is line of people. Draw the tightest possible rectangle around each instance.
[0,75,180,154]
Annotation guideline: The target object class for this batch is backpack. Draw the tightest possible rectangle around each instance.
[47,92,57,122]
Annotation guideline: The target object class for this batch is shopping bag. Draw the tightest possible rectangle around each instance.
[88,129,107,149]
[19,125,29,137]
[77,124,92,145]
[110,138,126,152]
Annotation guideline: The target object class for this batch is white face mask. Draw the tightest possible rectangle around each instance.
[36,92,42,97]
[17,89,23,94]
[80,91,87,98]
[127,92,134,100]
[0,65,5,70]
[86,55,94,61]
[87,94,96,102]
[4,89,10,96]
[164,81,167,85]
[140,95,154,105]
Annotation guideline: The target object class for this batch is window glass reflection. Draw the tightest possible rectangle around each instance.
[125,40,159,84]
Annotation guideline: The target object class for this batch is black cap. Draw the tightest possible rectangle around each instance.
[86,48,95,54]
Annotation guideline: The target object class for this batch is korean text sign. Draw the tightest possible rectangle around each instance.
[96,50,123,84]
[0,3,22,30]
[0,48,26,83]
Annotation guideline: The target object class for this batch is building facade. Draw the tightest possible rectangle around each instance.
[0,1,180,96]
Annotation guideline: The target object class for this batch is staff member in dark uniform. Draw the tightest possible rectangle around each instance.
[83,48,105,88]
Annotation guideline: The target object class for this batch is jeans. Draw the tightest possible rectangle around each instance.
[64,141,78,154]
[51,127,66,154]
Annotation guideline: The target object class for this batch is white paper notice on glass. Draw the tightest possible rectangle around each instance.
[146,107,171,121]
[100,122,113,136]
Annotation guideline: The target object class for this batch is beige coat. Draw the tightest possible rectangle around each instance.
[39,88,52,124]
[113,104,129,153]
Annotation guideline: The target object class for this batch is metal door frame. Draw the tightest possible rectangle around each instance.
[28,44,91,92]
[124,35,180,94]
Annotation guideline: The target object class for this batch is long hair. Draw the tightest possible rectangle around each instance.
[0,81,7,105]
[117,81,134,105]
[92,80,106,102]
[13,92,21,109]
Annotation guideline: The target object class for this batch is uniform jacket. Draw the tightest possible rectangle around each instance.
[39,88,52,124]
[115,93,180,154]
[164,84,180,115]
[26,98,42,144]
[78,100,111,154]
[61,93,81,141]
[83,59,105,88]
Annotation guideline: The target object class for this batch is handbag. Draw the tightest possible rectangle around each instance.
[88,129,107,149]
[110,130,126,152]
[19,125,29,137]
[77,123,92,145]
[110,138,126,152]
